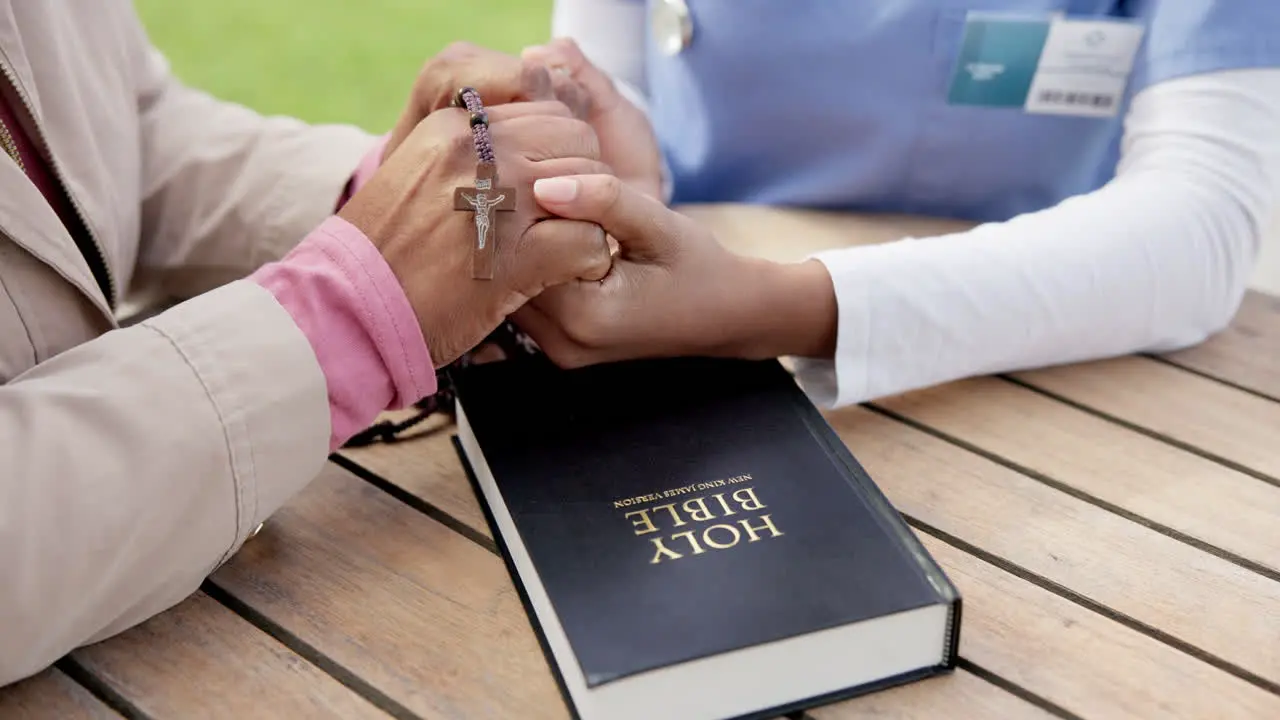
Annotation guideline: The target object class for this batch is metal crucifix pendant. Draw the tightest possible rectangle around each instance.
[454,165,516,279]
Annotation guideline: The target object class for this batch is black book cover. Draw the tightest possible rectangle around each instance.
[452,356,960,694]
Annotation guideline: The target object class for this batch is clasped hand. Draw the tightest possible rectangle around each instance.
[339,42,614,367]
[342,40,834,372]
[516,40,838,367]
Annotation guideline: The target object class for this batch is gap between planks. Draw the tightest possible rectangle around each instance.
[1007,359,1280,492]
[340,397,1280,696]
[53,658,148,720]
[325,288,1280,712]
[333,453,1057,720]
[1156,290,1280,403]
[864,399,1280,584]
[0,666,128,720]
[63,588,398,720]
[337,425,1280,717]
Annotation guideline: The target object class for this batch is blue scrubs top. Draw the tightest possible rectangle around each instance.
[642,0,1280,222]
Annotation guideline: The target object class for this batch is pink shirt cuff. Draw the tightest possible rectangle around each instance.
[250,214,435,450]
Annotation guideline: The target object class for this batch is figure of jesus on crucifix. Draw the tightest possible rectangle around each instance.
[454,168,516,279]
[461,190,505,250]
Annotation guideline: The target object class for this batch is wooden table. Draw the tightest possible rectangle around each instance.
[3,206,1279,719]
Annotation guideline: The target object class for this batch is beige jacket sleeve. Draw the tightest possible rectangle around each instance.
[127,12,379,298]
[0,282,332,686]
[0,14,380,687]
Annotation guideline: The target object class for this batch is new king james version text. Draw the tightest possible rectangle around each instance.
[613,478,783,564]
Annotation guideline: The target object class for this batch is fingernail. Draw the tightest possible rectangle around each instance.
[534,177,580,204]
[521,45,549,61]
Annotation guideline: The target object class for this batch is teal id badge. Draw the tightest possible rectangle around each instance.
[947,13,1145,117]
[946,14,1052,108]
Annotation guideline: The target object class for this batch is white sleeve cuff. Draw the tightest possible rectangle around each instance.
[788,247,888,409]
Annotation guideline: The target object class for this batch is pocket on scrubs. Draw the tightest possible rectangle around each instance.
[900,2,1126,221]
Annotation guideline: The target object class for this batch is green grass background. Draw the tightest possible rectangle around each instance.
[134,0,554,133]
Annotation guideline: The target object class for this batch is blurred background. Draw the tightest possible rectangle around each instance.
[135,0,553,133]
[134,1,1280,294]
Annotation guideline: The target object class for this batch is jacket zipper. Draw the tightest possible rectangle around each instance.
[0,57,116,308]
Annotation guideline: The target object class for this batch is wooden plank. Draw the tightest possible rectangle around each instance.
[350,405,1280,687]
[71,591,387,720]
[878,377,1280,574]
[821,406,1280,687]
[916,536,1280,720]
[334,449,1051,719]
[339,412,490,539]
[1015,356,1280,482]
[338,417,1280,717]
[0,670,116,720]
[0,669,120,719]
[211,462,572,720]
[808,670,1052,720]
[1162,290,1280,399]
[675,204,971,264]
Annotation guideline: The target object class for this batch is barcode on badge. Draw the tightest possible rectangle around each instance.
[1035,89,1115,109]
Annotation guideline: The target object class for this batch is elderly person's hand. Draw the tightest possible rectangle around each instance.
[383,42,593,164]
[523,38,664,200]
[340,103,612,367]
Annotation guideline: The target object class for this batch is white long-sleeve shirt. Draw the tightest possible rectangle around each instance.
[551,0,1280,407]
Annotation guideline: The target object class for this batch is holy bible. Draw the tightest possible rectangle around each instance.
[452,357,960,720]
